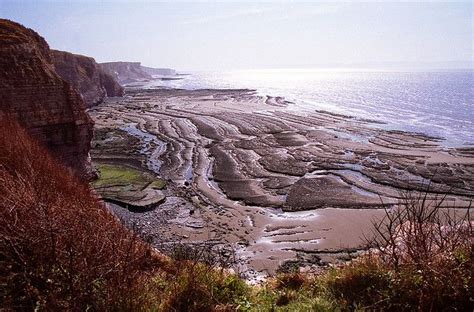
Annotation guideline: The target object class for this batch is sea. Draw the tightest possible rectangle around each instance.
[144,69,474,147]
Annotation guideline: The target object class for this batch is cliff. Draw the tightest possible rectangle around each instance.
[0,19,94,180]
[141,66,176,76]
[100,61,152,85]
[100,62,176,85]
[52,50,124,108]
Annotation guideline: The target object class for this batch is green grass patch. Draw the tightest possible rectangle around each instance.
[93,163,147,188]
[92,163,166,190]
[149,179,167,190]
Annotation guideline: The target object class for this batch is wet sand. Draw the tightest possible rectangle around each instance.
[89,88,474,278]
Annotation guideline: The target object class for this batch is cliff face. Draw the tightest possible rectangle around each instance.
[100,62,177,85]
[0,19,94,180]
[52,50,124,108]
[141,66,176,76]
[100,62,152,85]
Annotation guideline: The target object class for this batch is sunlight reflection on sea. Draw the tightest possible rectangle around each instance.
[146,69,474,147]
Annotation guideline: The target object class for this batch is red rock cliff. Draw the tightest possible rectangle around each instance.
[51,50,124,108]
[0,19,94,180]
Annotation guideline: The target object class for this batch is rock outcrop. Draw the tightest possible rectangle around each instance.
[100,62,176,85]
[0,19,94,180]
[100,62,152,85]
[52,50,124,108]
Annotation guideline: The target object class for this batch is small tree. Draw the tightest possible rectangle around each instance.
[368,185,472,270]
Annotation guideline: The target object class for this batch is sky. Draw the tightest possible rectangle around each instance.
[0,0,472,71]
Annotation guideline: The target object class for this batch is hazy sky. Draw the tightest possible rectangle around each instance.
[1,1,472,71]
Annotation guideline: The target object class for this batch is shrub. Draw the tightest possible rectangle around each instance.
[159,242,250,312]
[370,188,472,270]
[0,119,163,310]
[321,188,473,311]
[274,272,307,291]
[321,257,392,309]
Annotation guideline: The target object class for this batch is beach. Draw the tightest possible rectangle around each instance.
[89,87,474,278]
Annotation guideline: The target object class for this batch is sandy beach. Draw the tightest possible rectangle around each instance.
[89,87,474,278]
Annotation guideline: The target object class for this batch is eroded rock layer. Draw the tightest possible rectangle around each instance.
[52,50,124,108]
[91,88,474,276]
[0,19,94,179]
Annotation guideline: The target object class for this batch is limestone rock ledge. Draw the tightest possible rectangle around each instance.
[52,50,124,108]
[0,19,94,180]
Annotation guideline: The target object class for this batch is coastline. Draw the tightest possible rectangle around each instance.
[142,70,474,148]
[89,86,474,278]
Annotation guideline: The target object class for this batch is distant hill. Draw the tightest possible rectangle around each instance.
[100,62,176,85]
[141,66,176,76]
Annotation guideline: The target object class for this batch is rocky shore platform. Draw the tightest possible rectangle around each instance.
[89,88,474,279]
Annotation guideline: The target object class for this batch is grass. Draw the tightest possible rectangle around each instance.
[249,284,337,312]
[92,163,167,207]
[92,163,166,189]
[0,120,255,311]
[0,119,165,310]
[150,179,167,190]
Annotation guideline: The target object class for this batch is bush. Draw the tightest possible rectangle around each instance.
[157,241,250,311]
[161,261,250,312]
[320,257,391,309]
[321,188,473,311]
[0,119,163,310]
[274,272,307,291]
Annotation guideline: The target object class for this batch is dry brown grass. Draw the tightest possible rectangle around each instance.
[0,119,165,311]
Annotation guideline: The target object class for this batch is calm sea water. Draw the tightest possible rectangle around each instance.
[146,69,474,147]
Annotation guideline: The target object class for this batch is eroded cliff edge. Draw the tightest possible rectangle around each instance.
[52,50,124,108]
[100,61,152,84]
[0,19,94,180]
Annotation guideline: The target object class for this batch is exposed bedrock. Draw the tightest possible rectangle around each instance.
[91,89,474,211]
[52,50,124,108]
[285,176,383,211]
[0,19,94,180]
[90,88,474,275]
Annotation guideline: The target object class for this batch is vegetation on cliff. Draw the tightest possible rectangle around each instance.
[0,120,159,310]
